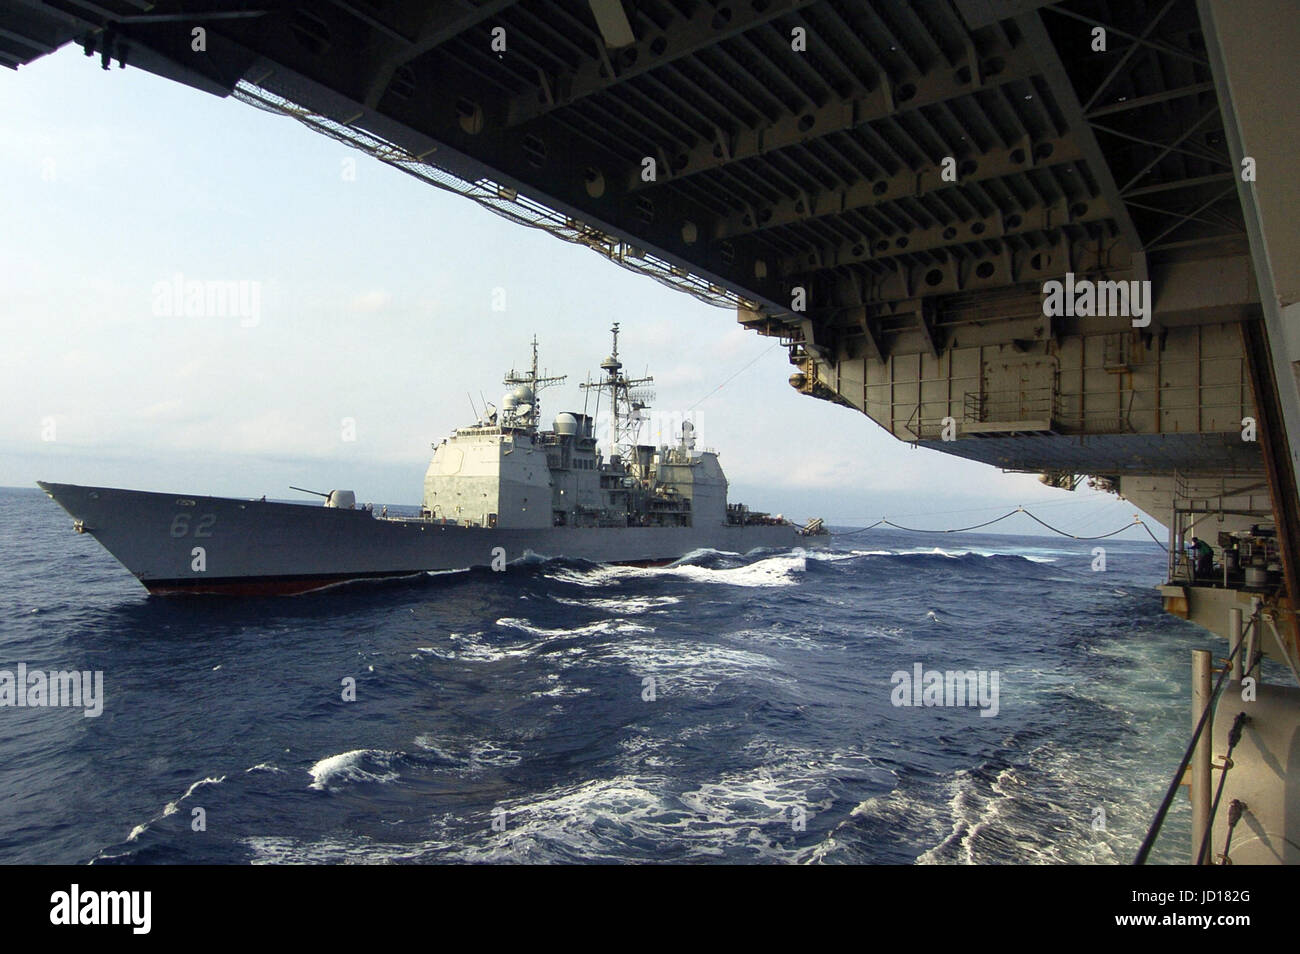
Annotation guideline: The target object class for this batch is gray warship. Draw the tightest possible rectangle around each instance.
[38,325,826,595]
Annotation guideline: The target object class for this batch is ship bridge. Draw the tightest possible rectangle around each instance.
[6,0,1300,861]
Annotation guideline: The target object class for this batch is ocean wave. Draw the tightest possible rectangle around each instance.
[803,548,891,561]
[544,552,806,589]
[723,624,842,652]
[847,737,1167,865]
[889,546,1058,564]
[5,479,1186,866]
[308,749,400,791]
[411,735,525,768]
[551,595,682,614]
[117,773,229,850]
[669,547,742,564]
[596,639,790,695]
[244,742,873,864]
[495,617,656,638]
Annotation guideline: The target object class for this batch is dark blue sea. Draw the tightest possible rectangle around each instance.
[0,485,1206,864]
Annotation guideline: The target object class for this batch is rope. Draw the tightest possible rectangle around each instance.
[1019,509,1147,541]
[1246,646,1264,679]
[831,521,884,537]
[833,506,1166,546]
[1196,710,1249,865]
[1139,519,1169,551]
[883,509,1024,534]
[1134,615,1254,865]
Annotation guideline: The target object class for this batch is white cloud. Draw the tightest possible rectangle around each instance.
[349,289,393,312]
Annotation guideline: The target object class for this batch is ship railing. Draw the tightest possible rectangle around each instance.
[962,386,1059,426]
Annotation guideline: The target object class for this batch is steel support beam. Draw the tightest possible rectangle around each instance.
[1086,81,1215,118]
[627,39,1042,193]
[1015,11,1146,279]
[360,0,517,109]
[775,195,1113,276]
[505,0,817,126]
[713,135,1086,241]
[801,233,1137,316]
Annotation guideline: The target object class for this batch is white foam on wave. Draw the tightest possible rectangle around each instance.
[411,735,525,768]
[308,749,400,791]
[241,738,871,864]
[914,766,1023,865]
[670,546,741,563]
[546,552,807,589]
[416,625,598,663]
[600,638,790,694]
[162,775,226,818]
[887,546,1057,563]
[431,616,790,693]
[551,595,682,614]
[848,739,1151,865]
[495,617,655,638]
[244,833,442,864]
[243,779,672,865]
[120,773,228,846]
[723,624,837,652]
[415,633,507,663]
[675,744,848,830]
[808,545,1060,564]
[529,672,592,698]
[665,553,807,587]
[802,548,885,561]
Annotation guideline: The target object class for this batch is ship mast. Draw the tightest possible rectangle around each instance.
[503,335,566,430]
[580,322,654,467]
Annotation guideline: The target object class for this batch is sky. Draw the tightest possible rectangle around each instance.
[0,46,1158,539]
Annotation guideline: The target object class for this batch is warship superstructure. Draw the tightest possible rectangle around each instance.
[39,326,825,595]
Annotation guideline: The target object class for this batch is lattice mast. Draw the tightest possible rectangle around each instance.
[580,323,654,467]
[503,335,566,430]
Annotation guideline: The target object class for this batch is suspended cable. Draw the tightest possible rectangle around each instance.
[687,343,781,411]
[882,509,1023,534]
[833,506,1166,545]
[1139,518,1170,551]
[1019,508,1150,541]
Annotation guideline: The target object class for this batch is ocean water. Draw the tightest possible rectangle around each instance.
[0,484,1207,864]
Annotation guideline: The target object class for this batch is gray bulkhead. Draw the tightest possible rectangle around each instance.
[654,448,728,527]
[422,426,552,529]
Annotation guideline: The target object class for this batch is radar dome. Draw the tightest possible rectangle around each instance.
[554,412,579,435]
[513,385,534,404]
